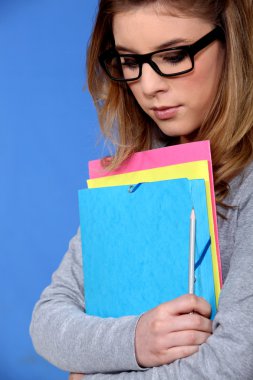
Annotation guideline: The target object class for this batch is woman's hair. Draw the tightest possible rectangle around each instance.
[87,0,253,204]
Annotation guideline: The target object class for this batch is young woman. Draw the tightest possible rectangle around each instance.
[30,0,253,379]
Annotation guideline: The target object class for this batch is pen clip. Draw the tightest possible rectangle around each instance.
[128,183,142,193]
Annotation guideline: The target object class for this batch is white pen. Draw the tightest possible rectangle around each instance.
[188,208,196,294]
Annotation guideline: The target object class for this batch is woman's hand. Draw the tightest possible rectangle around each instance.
[69,374,85,380]
[135,294,212,368]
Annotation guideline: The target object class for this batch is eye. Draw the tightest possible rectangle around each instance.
[120,57,139,70]
[157,50,189,65]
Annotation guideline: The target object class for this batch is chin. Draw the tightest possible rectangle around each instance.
[156,123,200,142]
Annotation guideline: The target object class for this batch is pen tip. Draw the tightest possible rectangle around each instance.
[191,208,196,219]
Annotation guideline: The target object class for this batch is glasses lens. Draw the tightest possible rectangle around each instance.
[152,49,192,75]
[104,53,140,81]
[119,56,140,80]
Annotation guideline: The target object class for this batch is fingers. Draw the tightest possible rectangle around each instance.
[148,311,212,336]
[169,312,213,334]
[69,374,85,380]
[135,295,212,368]
[155,328,211,366]
[159,345,200,365]
[163,330,211,348]
[161,294,212,318]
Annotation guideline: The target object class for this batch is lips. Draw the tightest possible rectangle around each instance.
[152,106,181,120]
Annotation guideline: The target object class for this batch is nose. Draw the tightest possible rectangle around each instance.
[139,63,169,97]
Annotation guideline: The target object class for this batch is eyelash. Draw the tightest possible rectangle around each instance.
[120,50,188,70]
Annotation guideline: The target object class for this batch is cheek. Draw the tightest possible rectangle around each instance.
[128,84,142,103]
[180,57,221,110]
[195,49,223,102]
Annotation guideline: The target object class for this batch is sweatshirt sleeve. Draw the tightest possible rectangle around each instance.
[84,173,253,380]
[29,228,144,374]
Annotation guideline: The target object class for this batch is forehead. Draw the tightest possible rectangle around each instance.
[112,5,213,53]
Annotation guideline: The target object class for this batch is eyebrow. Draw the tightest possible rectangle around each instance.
[115,38,192,53]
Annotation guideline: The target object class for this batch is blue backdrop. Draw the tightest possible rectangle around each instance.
[0,1,105,379]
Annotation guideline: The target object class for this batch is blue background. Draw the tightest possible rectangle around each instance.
[0,1,105,379]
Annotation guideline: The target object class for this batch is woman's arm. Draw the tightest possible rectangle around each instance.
[30,229,142,374]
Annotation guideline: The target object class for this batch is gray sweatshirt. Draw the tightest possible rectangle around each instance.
[30,161,253,379]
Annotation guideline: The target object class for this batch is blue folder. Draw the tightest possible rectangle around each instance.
[79,178,216,319]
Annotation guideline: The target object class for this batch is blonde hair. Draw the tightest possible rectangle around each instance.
[87,0,253,204]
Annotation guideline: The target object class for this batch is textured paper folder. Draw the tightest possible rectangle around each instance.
[79,178,216,320]
[89,142,221,289]
[87,160,221,305]
[88,141,222,292]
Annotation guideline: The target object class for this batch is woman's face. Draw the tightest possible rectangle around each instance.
[113,5,224,143]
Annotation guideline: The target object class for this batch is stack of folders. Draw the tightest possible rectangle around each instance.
[79,141,222,320]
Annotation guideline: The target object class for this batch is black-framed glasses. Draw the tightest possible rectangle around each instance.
[99,26,224,82]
